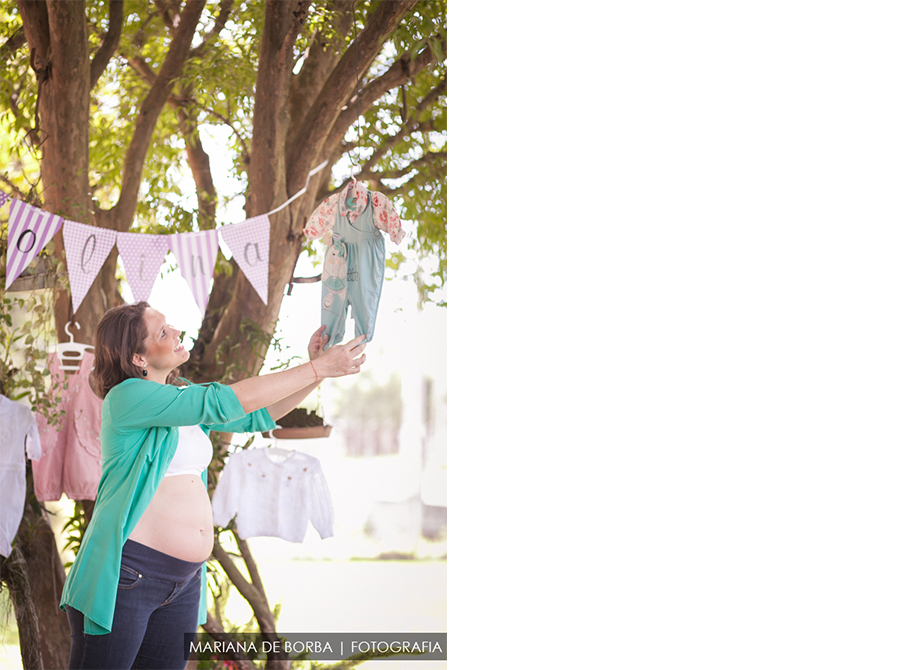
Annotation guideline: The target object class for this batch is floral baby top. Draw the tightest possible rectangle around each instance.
[303,181,406,245]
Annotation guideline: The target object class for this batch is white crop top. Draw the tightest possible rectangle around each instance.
[164,425,213,478]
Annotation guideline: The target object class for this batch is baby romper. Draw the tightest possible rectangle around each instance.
[304,182,405,349]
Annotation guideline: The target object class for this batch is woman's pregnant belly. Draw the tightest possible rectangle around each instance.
[128,474,214,562]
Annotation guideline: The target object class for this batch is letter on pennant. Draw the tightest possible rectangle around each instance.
[5,199,64,289]
[168,229,220,314]
[62,221,117,314]
[117,232,170,303]
[218,215,270,305]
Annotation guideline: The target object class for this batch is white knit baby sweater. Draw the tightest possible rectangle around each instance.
[211,447,334,542]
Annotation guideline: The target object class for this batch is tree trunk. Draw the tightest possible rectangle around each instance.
[196,0,311,382]
[16,500,71,669]
[13,2,93,665]
[42,1,99,338]
[0,467,71,670]
[1,545,44,670]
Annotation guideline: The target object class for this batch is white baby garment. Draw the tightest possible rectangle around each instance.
[0,394,42,557]
[211,447,334,542]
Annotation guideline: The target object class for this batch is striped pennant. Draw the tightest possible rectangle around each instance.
[168,229,220,314]
[5,199,64,289]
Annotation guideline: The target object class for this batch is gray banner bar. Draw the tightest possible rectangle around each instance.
[186,632,447,661]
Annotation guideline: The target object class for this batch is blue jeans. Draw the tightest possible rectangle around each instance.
[67,540,205,670]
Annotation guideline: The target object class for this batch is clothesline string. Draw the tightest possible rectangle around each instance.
[348,0,362,181]
[0,158,331,224]
[263,159,330,217]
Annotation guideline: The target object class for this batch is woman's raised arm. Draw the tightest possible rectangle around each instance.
[228,333,366,414]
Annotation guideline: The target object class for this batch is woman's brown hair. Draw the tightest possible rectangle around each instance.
[90,301,182,398]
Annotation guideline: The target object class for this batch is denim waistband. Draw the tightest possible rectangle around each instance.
[121,539,204,582]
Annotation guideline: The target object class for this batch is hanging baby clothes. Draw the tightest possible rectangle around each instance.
[32,351,103,501]
[0,394,42,558]
[211,447,334,542]
[304,181,406,348]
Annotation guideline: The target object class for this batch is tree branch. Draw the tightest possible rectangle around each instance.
[285,1,355,151]
[0,26,26,63]
[89,0,124,88]
[126,54,251,165]
[325,36,444,157]
[367,118,434,168]
[212,537,276,632]
[348,151,445,193]
[14,0,50,63]
[0,173,34,203]
[236,534,270,610]
[201,612,258,670]
[191,0,233,58]
[177,102,218,228]
[360,78,444,172]
[154,0,178,31]
[246,0,312,217]
[285,0,418,198]
[313,36,440,203]
[212,535,289,669]
[0,545,43,670]
[126,55,157,84]
[107,0,206,229]
[121,54,221,229]
[5,84,22,121]
[198,106,250,162]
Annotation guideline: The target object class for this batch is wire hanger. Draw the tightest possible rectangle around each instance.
[346,0,362,195]
[56,321,94,372]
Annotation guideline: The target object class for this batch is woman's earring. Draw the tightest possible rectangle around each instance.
[141,366,148,377]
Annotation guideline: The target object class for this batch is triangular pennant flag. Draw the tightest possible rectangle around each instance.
[117,232,170,303]
[169,229,219,314]
[5,199,64,289]
[62,220,117,314]
[218,215,270,305]
[0,191,10,209]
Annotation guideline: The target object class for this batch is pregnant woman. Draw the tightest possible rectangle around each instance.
[61,301,365,669]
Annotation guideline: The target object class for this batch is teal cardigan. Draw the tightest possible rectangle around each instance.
[59,377,275,635]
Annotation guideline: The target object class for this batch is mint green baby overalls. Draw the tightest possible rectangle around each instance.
[321,190,386,349]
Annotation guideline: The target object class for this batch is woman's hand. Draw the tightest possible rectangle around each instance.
[231,334,366,415]
[313,334,367,378]
[307,325,329,361]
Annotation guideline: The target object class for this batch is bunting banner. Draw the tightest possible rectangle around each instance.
[168,229,219,313]
[219,214,270,305]
[3,160,332,308]
[116,231,170,303]
[62,220,117,314]
[5,199,64,290]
